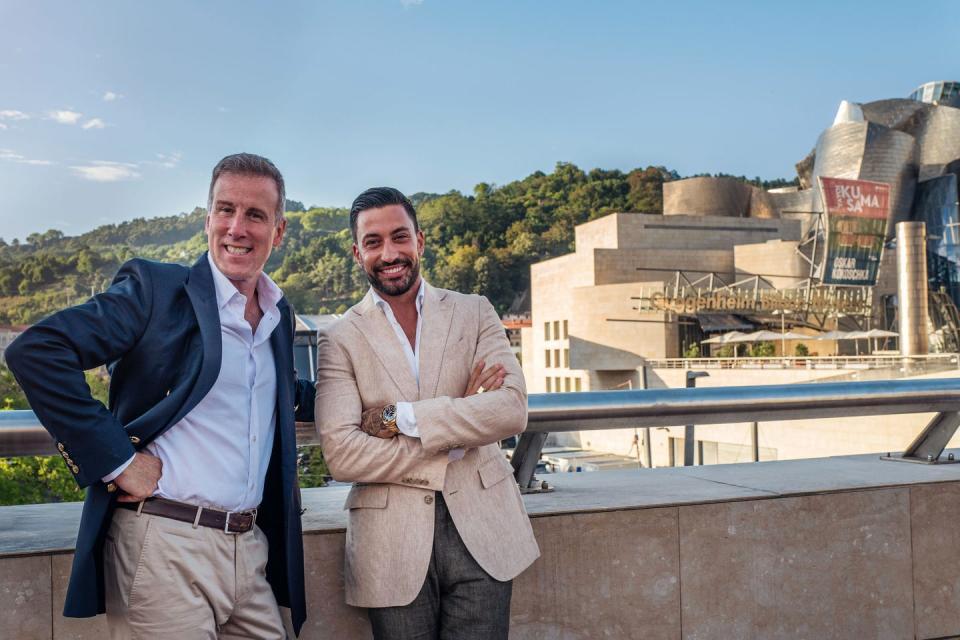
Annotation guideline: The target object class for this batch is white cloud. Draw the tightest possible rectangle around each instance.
[217,106,229,113]
[102,91,122,102]
[47,110,83,125]
[82,118,106,130]
[71,161,141,182]
[0,123,6,130]
[0,110,29,121]
[400,0,424,6]
[0,148,54,166]
[154,152,182,168]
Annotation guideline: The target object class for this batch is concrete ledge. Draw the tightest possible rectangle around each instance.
[4,452,960,638]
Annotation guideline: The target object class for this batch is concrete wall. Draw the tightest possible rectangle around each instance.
[7,459,960,639]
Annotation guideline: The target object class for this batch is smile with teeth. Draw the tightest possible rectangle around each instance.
[380,264,408,277]
[225,245,252,255]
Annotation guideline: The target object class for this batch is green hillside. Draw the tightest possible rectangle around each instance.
[1,163,796,324]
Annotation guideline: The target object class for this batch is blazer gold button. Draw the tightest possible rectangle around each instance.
[129,436,141,444]
[106,482,117,493]
[424,495,434,505]
[57,443,65,452]
[71,465,80,474]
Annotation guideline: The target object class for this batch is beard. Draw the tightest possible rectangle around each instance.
[366,257,421,297]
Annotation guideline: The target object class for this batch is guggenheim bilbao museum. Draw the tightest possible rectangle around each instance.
[522,81,960,465]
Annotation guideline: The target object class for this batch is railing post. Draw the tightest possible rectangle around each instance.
[684,371,709,466]
[511,431,551,493]
[883,411,960,465]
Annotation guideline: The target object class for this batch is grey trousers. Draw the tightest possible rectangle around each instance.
[367,493,512,640]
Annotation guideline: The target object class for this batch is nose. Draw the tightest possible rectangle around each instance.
[226,213,246,237]
[381,238,400,263]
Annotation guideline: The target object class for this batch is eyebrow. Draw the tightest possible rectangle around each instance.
[361,226,412,242]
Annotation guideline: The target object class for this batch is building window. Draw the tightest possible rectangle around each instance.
[563,320,569,338]
[546,378,552,393]
[545,350,551,367]
[564,378,571,392]
[544,322,550,341]
[553,320,560,339]
[554,377,561,392]
[575,378,582,391]
[554,349,561,369]
[563,349,569,368]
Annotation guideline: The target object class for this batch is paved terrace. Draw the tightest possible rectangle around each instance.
[4,452,960,639]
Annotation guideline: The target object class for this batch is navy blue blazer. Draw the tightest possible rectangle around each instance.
[6,253,315,635]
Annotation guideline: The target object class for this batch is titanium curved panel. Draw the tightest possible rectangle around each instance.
[907,105,960,167]
[813,121,918,236]
[662,177,751,217]
[860,99,928,131]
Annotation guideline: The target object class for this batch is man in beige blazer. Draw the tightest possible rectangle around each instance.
[315,187,540,639]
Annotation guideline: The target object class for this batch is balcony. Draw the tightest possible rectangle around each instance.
[4,379,960,639]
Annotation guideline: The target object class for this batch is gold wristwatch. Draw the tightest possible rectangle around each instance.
[381,404,400,434]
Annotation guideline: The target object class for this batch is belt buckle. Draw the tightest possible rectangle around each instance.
[224,511,241,535]
[224,509,256,534]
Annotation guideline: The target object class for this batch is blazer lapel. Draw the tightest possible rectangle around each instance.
[351,290,420,401]
[417,284,455,401]
[170,252,222,427]
[271,298,297,462]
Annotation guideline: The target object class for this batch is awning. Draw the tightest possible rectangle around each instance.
[697,314,754,332]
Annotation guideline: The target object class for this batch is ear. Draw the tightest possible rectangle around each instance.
[416,229,425,257]
[352,243,362,267]
[272,217,287,248]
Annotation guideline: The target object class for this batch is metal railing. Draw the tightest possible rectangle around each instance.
[644,354,960,370]
[5,377,960,489]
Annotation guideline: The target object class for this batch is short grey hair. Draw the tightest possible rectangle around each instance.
[207,153,286,225]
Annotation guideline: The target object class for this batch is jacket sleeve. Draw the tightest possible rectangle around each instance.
[314,325,449,491]
[5,259,154,487]
[410,296,528,455]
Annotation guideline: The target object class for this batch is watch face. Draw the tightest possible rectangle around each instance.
[382,404,398,422]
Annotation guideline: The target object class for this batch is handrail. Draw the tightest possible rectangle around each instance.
[4,378,960,459]
[524,378,960,432]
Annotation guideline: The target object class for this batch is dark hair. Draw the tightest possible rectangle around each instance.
[349,187,418,241]
[207,153,286,225]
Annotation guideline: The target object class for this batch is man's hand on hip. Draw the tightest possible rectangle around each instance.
[115,452,163,503]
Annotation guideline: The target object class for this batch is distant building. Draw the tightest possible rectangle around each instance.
[526,213,802,393]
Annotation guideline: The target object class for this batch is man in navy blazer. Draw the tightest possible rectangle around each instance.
[7,153,315,638]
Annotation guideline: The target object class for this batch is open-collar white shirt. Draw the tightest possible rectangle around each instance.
[105,254,284,512]
[370,280,464,461]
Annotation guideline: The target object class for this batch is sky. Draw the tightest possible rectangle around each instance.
[0,0,957,241]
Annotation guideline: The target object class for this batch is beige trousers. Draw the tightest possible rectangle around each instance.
[103,506,286,639]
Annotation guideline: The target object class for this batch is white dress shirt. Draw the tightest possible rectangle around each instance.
[371,280,464,461]
[104,254,282,512]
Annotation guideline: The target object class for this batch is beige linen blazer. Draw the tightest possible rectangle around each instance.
[315,284,540,608]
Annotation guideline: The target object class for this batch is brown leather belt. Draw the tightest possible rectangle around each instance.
[117,497,257,534]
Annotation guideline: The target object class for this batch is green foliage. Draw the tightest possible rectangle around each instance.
[683,343,700,358]
[0,364,29,409]
[749,342,776,357]
[795,343,810,357]
[297,445,328,488]
[0,456,85,505]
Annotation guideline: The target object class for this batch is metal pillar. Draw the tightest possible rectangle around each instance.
[683,371,709,466]
[751,421,759,462]
[897,221,930,356]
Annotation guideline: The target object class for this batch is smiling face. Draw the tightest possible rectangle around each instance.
[205,172,286,294]
[352,203,424,298]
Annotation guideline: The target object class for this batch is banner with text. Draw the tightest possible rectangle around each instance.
[819,176,890,286]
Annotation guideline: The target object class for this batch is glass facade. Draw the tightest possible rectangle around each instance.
[910,81,960,104]
[913,174,960,307]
